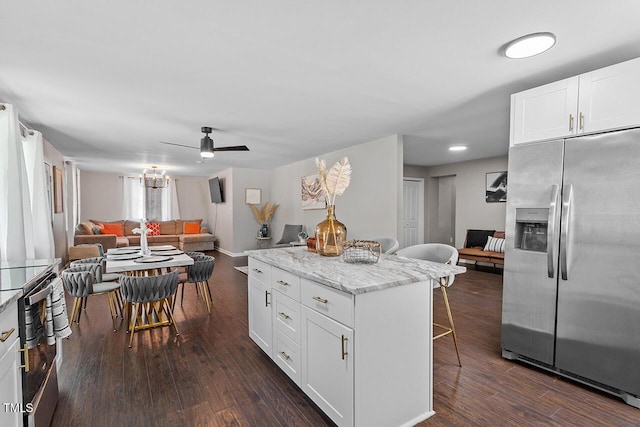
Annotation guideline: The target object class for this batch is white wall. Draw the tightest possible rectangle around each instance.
[206,168,233,253]
[43,139,69,261]
[231,168,272,252]
[404,155,508,248]
[269,135,403,249]
[79,171,124,221]
[79,170,210,224]
[176,176,210,224]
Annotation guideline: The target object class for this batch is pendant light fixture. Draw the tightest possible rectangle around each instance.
[140,166,169,189]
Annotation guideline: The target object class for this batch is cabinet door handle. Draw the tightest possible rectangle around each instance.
[278,312,291,320]
[265,290,271,307]
[0,327,15,342]
[19,343,30,373]
[569,114,574,131]
[312,296,328,304]
[279,351,290,361]
[253,268,262,274]
[341,335,349,360]
[579,112,584,130]
[276,280,290,287]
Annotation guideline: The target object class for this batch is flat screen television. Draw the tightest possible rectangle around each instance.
[209,177,224,203]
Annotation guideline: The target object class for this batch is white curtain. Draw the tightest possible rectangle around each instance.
[122,176,144,220]
[22,131,55,258]
[0,103,35,261]
[122,177,180,221]
[164,179,181,220]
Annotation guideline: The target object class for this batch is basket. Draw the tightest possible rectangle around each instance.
[342,240,382,264]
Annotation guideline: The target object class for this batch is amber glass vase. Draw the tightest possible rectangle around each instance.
[314,205,347,256]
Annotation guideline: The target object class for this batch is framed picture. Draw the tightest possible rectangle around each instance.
[301,174,326,210]
[245,188,262,205]
[54,165,64,213]
[486,171,507,203]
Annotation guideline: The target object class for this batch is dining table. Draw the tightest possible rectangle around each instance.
[105,245,194,333]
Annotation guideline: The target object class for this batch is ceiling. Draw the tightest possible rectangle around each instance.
[2,1,640,177]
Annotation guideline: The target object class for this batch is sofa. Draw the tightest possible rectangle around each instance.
[457,229,505,269]
[73,219,216,252]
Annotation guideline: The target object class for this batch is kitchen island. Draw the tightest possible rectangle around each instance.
[246,247,465,427]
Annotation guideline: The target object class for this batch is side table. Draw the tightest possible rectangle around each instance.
[256,237,272,249]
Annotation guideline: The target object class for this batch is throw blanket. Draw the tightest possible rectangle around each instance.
[25,277,72,348]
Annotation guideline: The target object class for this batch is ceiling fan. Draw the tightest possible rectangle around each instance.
[160,126,249,158]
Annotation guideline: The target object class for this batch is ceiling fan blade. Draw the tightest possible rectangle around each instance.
[212,145,250,152]
[159,141,199,150]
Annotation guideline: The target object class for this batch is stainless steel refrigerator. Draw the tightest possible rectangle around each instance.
[502,127,640,408]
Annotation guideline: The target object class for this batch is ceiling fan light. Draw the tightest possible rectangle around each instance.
[505,32,556,59]
[200,136,214,158]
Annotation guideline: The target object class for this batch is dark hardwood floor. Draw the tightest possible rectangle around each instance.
[51,252,639,426]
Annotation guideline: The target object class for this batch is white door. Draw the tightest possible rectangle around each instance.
[248,277,272,357]
[301,306,353,427]
[402,178,423,248]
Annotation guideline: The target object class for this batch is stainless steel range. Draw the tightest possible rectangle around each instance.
[0,259,62,427]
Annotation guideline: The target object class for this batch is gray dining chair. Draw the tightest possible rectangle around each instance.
[119,270,180,347]
[177,255,215,313]
[396,243,462,366]
[71,256,123,313]
[62,263,121,332]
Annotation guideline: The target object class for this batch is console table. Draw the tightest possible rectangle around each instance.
[246,247,465,427]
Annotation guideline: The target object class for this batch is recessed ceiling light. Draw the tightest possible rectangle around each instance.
[504,32,556,59]
[449,146,467,152]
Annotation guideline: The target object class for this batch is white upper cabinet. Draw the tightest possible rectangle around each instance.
[511,77,579,145]
[511,57,640,145]
[578,58,640,134]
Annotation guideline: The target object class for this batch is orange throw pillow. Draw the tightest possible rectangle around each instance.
[147,222,160,236]
[184,222,200,234]
[99,223,124,237]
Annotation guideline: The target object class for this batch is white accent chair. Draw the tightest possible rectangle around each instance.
[369,237,400,255]
[396,243,462,366]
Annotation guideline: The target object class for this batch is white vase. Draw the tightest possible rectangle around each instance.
[140,219,150,256]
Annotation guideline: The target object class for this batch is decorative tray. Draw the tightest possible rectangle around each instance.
[342,240,382,264]
[133,256,174,263]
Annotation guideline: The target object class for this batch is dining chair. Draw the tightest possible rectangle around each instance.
[119,270,180,348]
[61,263,121,332]
[396,243,462,366]
[177,255,215,313]
[368,237,400,255]
[71,256,123,313]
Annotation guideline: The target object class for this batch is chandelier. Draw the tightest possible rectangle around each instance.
[140,166,169,189]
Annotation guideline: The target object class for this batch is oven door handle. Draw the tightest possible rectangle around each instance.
[26,284,53,306]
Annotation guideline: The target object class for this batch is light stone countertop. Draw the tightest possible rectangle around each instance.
[246,247,466,295]
[0,289,23,315]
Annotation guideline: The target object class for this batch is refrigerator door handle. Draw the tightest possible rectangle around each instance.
[547,184,559,278]
[560,183,573,280]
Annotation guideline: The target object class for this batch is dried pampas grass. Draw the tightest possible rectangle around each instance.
[250,202,279,224]
[316,157,352,205]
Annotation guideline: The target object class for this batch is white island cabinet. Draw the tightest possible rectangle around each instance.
[247,247,465,427]
[0,296,23,427]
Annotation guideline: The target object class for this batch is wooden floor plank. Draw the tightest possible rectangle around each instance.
[51,252,640,426]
